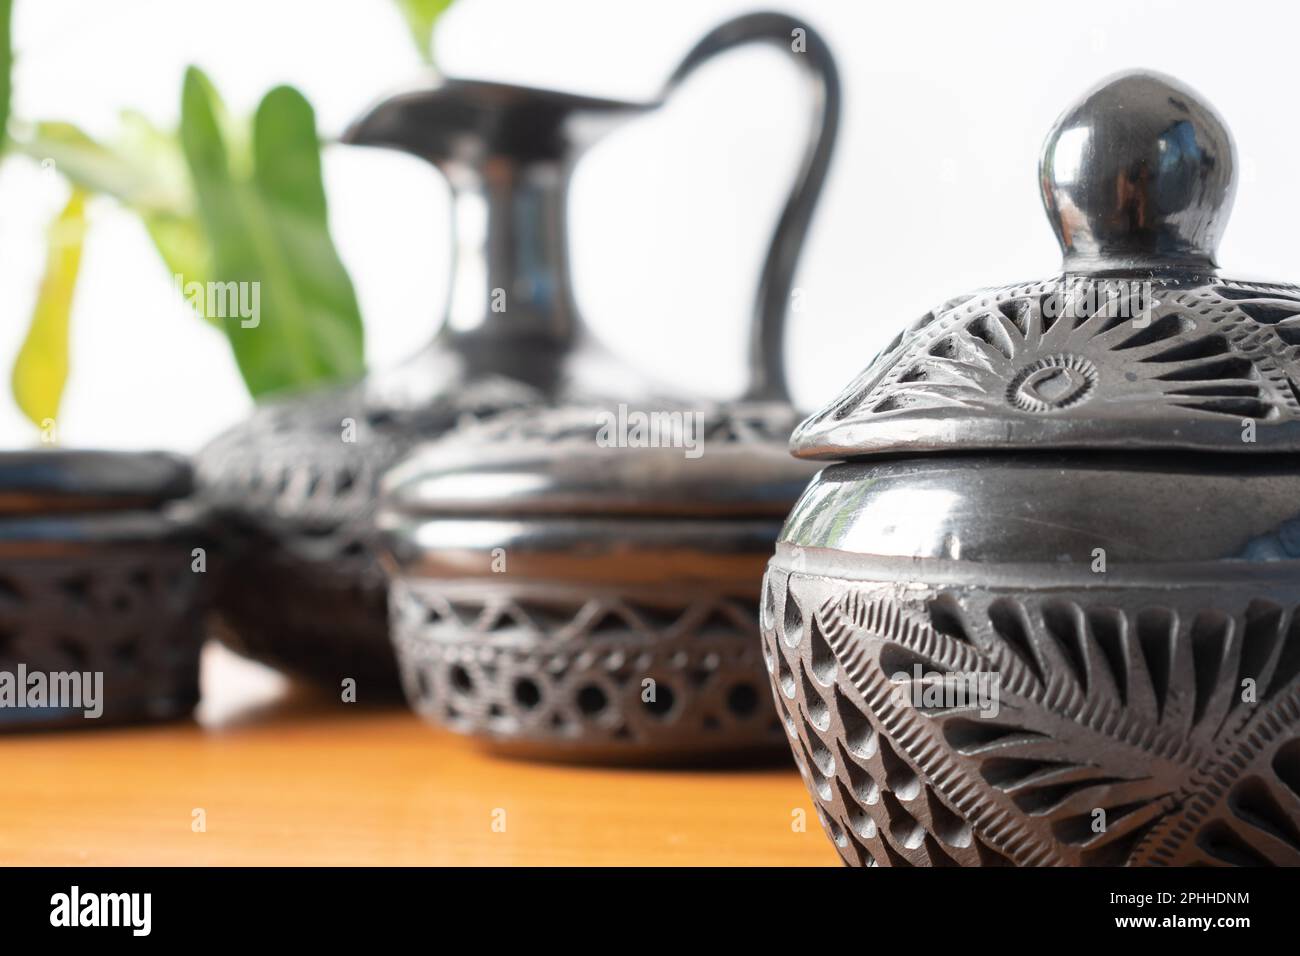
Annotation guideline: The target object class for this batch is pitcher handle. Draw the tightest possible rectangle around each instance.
[663,12,841,404]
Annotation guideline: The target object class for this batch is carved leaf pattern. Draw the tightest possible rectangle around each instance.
[763,568,1300,866]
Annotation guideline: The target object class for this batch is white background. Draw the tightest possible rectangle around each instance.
[1,0,1296,451]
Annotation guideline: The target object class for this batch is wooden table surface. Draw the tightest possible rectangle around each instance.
[0,646,838,866]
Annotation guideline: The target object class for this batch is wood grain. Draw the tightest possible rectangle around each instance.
[0,646,838,866]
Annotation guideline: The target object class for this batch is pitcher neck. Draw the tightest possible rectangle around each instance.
[439,159,580,348]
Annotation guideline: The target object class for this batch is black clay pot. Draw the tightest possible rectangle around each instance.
[764,71,1300,866]
[0,450,210,729]
[378,401,819,763]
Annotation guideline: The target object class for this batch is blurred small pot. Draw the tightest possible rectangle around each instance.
[378,402,817,763]
[0,450,211,730]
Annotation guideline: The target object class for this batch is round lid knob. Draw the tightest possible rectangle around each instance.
[1039,70,1236,273]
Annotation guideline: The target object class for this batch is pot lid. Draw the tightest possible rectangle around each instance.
[381,401,818,520]
[793,70,1300,461]
[0,450,192,515]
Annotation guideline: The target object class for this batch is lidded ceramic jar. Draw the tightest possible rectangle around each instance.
[0,451,210,728]
[196,12,838,696]
[379,401,819,761]
[764,71,1300,866]
[375,14,840,762]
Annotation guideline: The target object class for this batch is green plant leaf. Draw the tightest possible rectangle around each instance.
[392,0,455,64]
[15,117,217,323]
[17,120,169,209]
[143,212,208,298]
[180,67,364,398]
[11,188,89,430]
[1,0,12,152]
